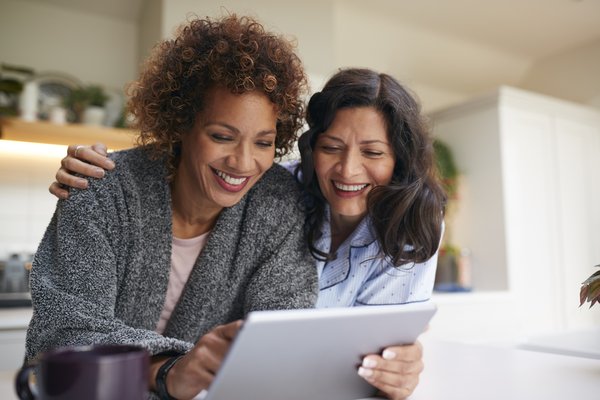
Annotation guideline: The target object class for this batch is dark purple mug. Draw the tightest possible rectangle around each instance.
[15,344,149,400]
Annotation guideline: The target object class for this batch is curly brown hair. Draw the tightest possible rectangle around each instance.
[126,14,308,177]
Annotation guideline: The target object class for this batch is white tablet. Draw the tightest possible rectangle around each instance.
[203,301,437,400]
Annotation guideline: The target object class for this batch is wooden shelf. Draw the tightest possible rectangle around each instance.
[0,117,136,150]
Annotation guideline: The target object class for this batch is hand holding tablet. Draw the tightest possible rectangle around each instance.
[202,301,437,400]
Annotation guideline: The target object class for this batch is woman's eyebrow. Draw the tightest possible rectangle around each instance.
[320,134,389,145]
[256,129,277,137]
[319,134,343,142]
[360,139,390,145]
[203,122,276,136]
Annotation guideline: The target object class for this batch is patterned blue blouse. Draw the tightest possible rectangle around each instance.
[314,206,439,308]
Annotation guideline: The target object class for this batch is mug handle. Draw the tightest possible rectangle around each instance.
[14,364,37,400]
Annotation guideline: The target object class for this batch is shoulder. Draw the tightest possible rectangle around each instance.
[277,159,300,176]
[95,146,167,195]
[241,163,304,223]
[108,146,165,183]
[67,146,168,210]
[247,163,301,203]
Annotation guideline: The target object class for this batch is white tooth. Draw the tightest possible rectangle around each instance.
[216,170,246,185]
[334,182,367,192]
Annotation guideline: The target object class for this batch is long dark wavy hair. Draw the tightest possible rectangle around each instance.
[297,68,446,266]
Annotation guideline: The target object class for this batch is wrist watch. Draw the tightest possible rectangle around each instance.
[155,354,185,400]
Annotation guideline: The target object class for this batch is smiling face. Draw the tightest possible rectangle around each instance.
[313,107,396,222]
[178,86,277,213]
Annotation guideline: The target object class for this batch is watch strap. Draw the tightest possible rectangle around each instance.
[155,354,184,400]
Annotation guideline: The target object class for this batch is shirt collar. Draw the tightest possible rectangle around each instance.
[315,205,377,254]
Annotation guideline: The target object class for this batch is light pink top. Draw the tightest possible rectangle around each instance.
[155,232,210,334]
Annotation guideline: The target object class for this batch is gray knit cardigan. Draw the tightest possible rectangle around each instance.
[25,146,318,364]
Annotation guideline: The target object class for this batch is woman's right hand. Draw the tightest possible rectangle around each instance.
[161,320,243,399]
[49,143,115,199]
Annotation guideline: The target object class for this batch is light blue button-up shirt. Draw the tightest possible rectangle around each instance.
[314,206,439,308]
[279,160,439,308]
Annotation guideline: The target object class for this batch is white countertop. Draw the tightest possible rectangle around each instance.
[518,328,600,359]
[0,308,32,330]
[3,337,598,400]
[411,337,600,400]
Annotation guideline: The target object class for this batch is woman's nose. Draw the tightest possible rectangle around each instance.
[338,151,362,177]
[226,142,254,171]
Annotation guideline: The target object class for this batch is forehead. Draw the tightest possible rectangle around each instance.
[323,107,389,142]
[200,86,277,125]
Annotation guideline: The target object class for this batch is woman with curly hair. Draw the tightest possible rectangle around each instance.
[26,14,317,399]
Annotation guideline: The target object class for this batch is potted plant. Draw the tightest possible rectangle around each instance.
[580,265,600,308]
[433,139,471,291]
[64,84,108,125]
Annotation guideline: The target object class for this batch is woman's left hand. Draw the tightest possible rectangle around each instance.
[358,341,424,400]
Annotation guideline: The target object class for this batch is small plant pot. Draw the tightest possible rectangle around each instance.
[82,106,106,126]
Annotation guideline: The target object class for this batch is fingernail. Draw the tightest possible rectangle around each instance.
[382,350,396,360]
[94,167,105,177]
[106,160,115,169]
[358,367,373,378]
[78,179,89,188]
[362,358,377,368]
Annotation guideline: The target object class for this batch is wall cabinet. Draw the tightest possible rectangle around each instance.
[429,86,600,339]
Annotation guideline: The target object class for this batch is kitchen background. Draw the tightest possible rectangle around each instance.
[0,0,599,368]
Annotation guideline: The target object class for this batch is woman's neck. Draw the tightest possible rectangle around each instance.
[170,166,222,239]
[329,211,365,254]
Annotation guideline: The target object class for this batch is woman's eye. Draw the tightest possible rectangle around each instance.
[319,145,341,153]
[211,134,233,142]
[363,150,384,158]
[256,141,274,148]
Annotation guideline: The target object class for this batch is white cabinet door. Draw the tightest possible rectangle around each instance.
[554,117,600,329]
[500,105,563,333]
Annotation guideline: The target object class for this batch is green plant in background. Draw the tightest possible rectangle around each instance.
[0,63,34,116]
[432,138,470,290]
[64,84,108,122]
[84,85,109,107]
[433,138,459,199]
[580,265,600,308]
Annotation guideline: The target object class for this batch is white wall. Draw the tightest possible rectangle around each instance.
[157,0,337,92]
[137,0,164,68]
[332,2,532,112]
[0,0,138,92]
[520,39,600,108]
[0,142,65,259]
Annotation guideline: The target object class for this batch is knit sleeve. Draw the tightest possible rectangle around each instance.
[25,171,191,363]
[244,217,318,312]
